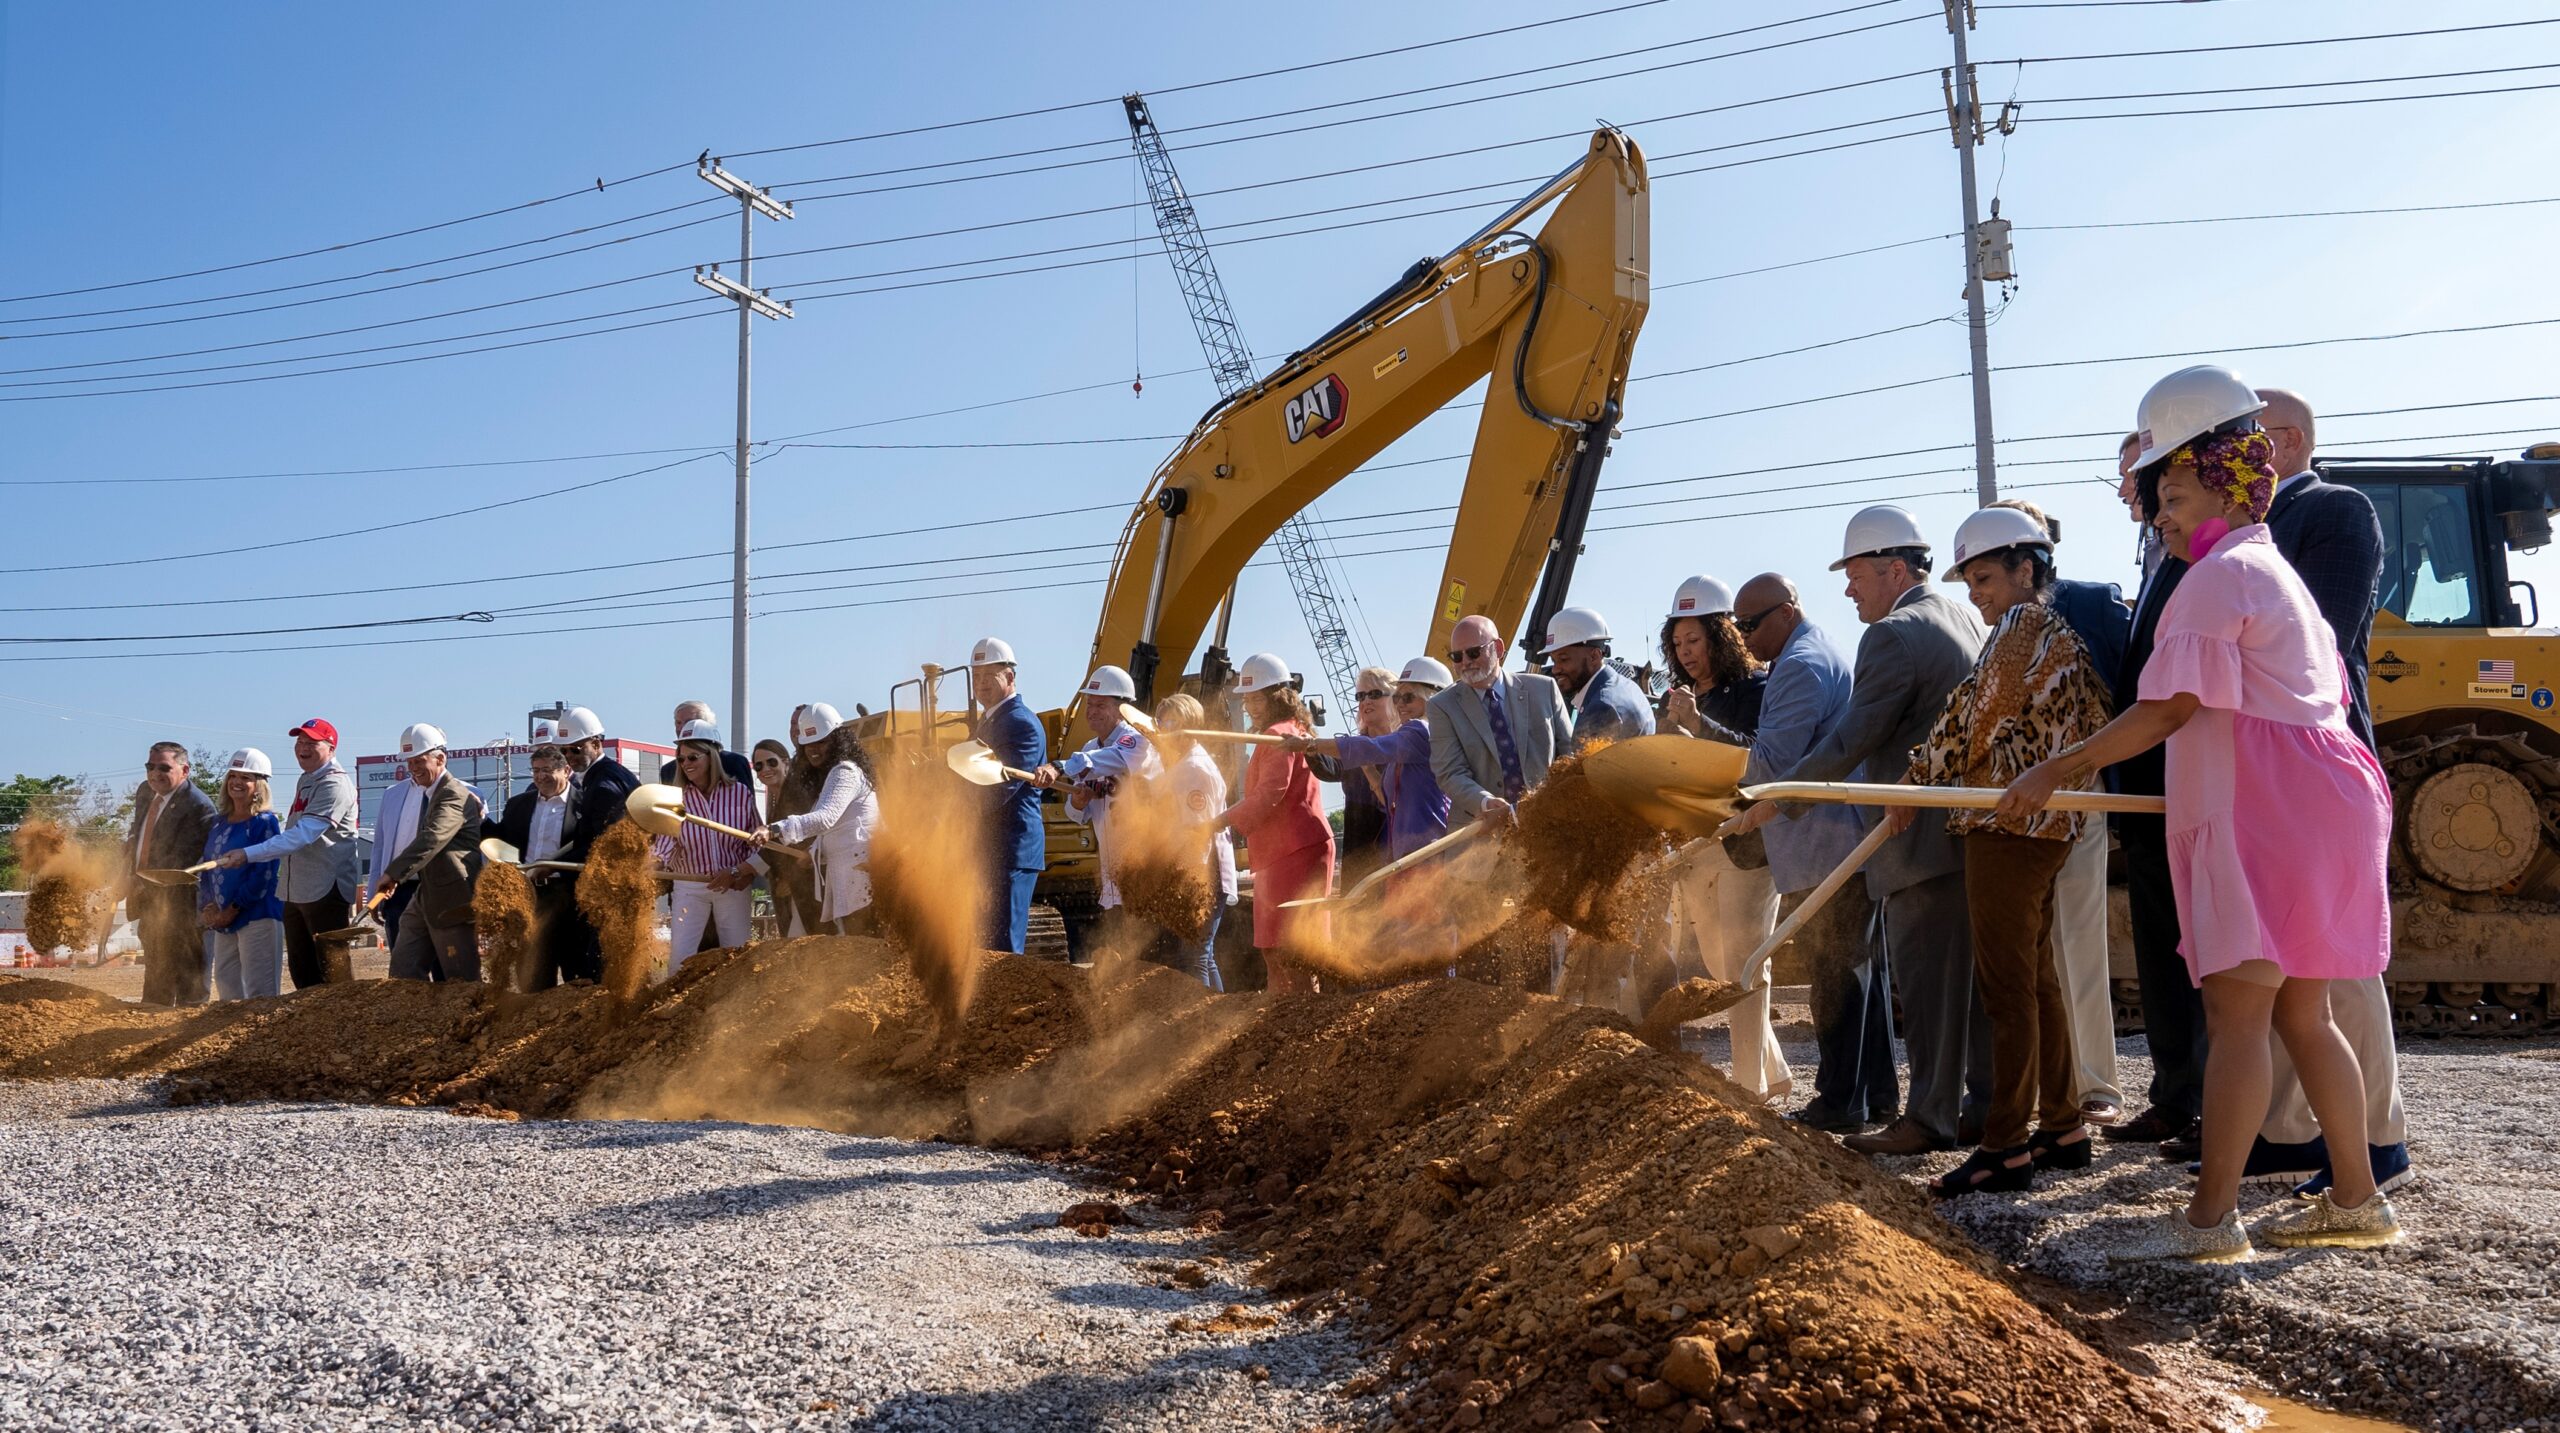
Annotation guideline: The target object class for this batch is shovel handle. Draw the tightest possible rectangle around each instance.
[680,811,810,860]
[1735,819,1894,992]
[1738,781,2164,815]
[1279,820,1497,909]
[1172,729,1290,747]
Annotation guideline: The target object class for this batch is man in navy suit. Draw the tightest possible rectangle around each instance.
[554,706,632,984]
[2250,388,2410,1197]
[971,637,1048,954]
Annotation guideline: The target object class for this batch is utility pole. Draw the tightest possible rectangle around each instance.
[695,158,794,747]
[1944,0,1998,504]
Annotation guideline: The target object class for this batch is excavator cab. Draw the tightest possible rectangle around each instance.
[2321,447,2560,1034]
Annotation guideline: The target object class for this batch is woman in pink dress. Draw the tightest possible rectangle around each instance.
[1997,366,2399,1262]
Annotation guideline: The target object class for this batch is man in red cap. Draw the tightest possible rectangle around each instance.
[216,717,362,989]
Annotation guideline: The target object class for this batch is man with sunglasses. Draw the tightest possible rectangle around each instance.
[123,742,216,1005]
[1426,614,1574,830]
[1728,573,1897,1132]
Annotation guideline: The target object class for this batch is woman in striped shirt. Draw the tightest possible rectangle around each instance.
[657,719,761,974]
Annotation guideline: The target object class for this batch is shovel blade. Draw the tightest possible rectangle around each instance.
[624,783,684,837]
[1580,734,1749,839]
[944,740,1011,787]
[478,837,523,867]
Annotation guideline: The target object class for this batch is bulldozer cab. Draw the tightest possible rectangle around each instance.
[2328,451,2557,630]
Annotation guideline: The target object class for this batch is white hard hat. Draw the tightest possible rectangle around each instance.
[1233,652,1292,695]
[1538,607,1611,656]
[1080,665,1138,702]
[1663,575,1734,622]
[792,703,843,744]
[1943,506,2055,581]
[676,717,724,748]
[2134,364,2264,471]
[398,724,448,759]
[1397,656,1453,689]
[1828,504,1932,572]
[969,636,1017,668]
[225,747,273,779]
[555,707,605,743]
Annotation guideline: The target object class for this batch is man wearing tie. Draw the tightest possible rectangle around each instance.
[123,742,217,1006]
[1425,613,1575,828]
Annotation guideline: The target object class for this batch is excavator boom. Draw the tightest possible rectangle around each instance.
[1092,128,1650,699]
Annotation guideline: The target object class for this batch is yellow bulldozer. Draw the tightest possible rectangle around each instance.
[2115,442,2560,1036]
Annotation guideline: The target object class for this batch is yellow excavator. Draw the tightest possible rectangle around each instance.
[2111,443,2560,1036]
[850,127,1650,951]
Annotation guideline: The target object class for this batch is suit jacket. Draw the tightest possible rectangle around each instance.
[1772,585,1985,897]
[2110,555,2191,801]
[380,773,486,927]
[1426,669,1575,820]
[124,782,216,919]
[2048,578,2132,708]
[1568,662,1656,745]
[484,782,583,891]
[2268,473,2384,752]
[562,753,640,867]
[977,693,1048,872]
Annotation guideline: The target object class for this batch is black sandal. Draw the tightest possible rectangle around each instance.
[1928,1145,2034,1198]
[2030,1124,2093,1171]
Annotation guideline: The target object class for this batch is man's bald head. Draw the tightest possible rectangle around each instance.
[1449,614,1506,689]
[1734,573,1803,664]
[2256,388,2317,478]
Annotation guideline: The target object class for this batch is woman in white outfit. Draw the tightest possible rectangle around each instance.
[752,703,879,936]
[1153,694,1238,991]
[655,718,760,973]
[1657,575,1793,1104]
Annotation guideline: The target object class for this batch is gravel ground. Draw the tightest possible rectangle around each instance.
[1683,1005,2560,1432]
[0,1080,1378,1432]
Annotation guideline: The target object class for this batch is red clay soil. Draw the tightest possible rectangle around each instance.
[0,942,2213,1432]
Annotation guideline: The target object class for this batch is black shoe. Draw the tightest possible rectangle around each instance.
[1788,1101,1870,1134]
[1928,1145,2034,1198]
[2105,1106,2189,1143]
[1957,1113,1986,1148]
[2029,1125,2094,1171]
[2158,1119,2205,1163]
[1844,1117,1956,1157]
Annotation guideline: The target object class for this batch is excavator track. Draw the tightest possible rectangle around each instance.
[2378,725,2560,1038]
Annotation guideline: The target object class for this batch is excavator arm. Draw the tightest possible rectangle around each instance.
[1092,127,1651,701]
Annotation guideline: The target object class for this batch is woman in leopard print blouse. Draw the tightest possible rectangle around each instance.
[1896,509,2115,1197]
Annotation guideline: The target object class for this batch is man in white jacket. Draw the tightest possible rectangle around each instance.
[1031,666,1162,951]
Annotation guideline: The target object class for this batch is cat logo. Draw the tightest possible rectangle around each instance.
[1284,374,1349,443]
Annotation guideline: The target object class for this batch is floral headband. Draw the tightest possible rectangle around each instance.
[2168,427,2278,524]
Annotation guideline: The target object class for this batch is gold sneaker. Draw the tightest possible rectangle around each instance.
[2108,1208,2253,1264]
[2255,1191,2403,1250]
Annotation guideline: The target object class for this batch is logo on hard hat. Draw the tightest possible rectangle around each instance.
[1675,597,1696,612]
[1284,374,1349,443]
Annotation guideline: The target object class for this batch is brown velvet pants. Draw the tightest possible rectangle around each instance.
[1962,830,2080,1150]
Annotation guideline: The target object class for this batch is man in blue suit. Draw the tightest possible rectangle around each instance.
[971,637,1048,954]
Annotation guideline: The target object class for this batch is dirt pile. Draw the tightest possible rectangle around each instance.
[864,751,990,1028]
[0,946,2207,1430]
[1513,747,1672,944]
[472,860,535,995]
[576,820,661,1003]
[16,817,115,953]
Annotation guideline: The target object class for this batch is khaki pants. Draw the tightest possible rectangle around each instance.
[2262,974,2407,1147]
[1962,831,2078,1150]
[1669,839,1791,1103]
[2054,819,2122,1107]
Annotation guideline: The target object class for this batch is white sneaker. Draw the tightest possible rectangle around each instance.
[2108,1208,2252,1264]
[2255,1191,2403,1250]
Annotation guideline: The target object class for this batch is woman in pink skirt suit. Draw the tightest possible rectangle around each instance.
[1998,366,2399,1262]
[1218,652,1336,995]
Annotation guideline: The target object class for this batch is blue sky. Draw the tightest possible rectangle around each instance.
[4,0,2557,789]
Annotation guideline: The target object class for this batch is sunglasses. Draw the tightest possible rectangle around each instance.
[1354,689,1387,703]
[1732,603,1788,636]
[1447,643,1490,665]
[146,763,178,773]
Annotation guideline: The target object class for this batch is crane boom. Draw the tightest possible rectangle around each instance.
[1093,127,1649,704]
[1124,93,1368,706]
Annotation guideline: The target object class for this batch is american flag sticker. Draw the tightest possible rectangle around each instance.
[2481,659,2518,683]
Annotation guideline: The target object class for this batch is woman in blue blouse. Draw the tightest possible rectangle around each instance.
[199,748,286,1000]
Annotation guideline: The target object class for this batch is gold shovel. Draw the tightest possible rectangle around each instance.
[624,783,808,859]
[314,886,396,943]
[133,860,220,887]
[943,740,1039,787]
[475,836,583,874]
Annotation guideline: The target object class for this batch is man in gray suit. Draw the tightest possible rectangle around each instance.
[1427,613,1575,827]
[377,723,485,983]
[1730,505,1988,1155]
[123,741,217,1006]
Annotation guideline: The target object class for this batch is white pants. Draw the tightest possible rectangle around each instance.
[668,884,753,975]
[2263,973,2407,1147]
[1670,840,1791,1103]
[2054,819,2122,1107]
[207,918,284,1001]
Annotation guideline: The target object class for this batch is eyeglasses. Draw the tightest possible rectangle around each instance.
[1732,602,1789,636]
[146,763,178,773]
[1447,643,1490,665]
[1354,689,1387,703]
